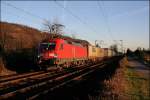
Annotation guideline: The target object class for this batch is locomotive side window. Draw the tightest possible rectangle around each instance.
[60,44,63,50]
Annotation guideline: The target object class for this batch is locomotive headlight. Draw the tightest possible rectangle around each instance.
[48,53,57,58]
[38,54,42,58]
[38,55,40,58]
[38,53,43,57]
[49,53,54,56]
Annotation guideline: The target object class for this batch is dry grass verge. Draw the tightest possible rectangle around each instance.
[101,56,150,100]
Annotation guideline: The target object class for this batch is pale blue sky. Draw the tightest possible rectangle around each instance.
[1,1,149,51]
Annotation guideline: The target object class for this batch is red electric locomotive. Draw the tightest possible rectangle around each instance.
[37,38,88,69]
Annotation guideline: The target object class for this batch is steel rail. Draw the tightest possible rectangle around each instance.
[0,64,90,88]
[0,66,58,83]
[0,63,93,96]
[29,64,106,100]
[0,62,104,99]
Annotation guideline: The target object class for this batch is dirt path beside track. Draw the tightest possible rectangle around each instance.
[103,56,150,100]
[124,57,150,99]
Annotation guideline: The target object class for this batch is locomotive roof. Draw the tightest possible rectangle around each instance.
[42,34,90,46]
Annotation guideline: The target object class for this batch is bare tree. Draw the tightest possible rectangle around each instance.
[0,27,9,54]
[0,23,16,53]
[43,20,65,35]
[43,20,53,33]
[0,25,12,71]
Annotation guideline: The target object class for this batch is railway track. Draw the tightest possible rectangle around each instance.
[29,63,106,100]
[0,64,86,84]
[0,63,93,98]
[0,63,90,87]
[0,66,58,83]
[0,57,121,99]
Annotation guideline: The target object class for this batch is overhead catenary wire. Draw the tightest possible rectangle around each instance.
[2,2,47,23]
[55,1,115,46]
[54,1,99,34]
[2,8,42,25]
[2,1,114,46]
[97,1,115,41]
[2,2,80,34]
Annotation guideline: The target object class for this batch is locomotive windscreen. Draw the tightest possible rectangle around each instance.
[39,42,56,52]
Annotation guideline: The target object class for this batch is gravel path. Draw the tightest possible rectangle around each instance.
[127,57,150,79]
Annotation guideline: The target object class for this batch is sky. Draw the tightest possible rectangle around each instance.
[1,1,149,51]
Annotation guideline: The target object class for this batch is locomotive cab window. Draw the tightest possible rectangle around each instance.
[60,44,63,50]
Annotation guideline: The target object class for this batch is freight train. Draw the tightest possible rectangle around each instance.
[37,38,116,69]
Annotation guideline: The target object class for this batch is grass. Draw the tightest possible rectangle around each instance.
[95,57,150,100]
[124,64,150,100]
